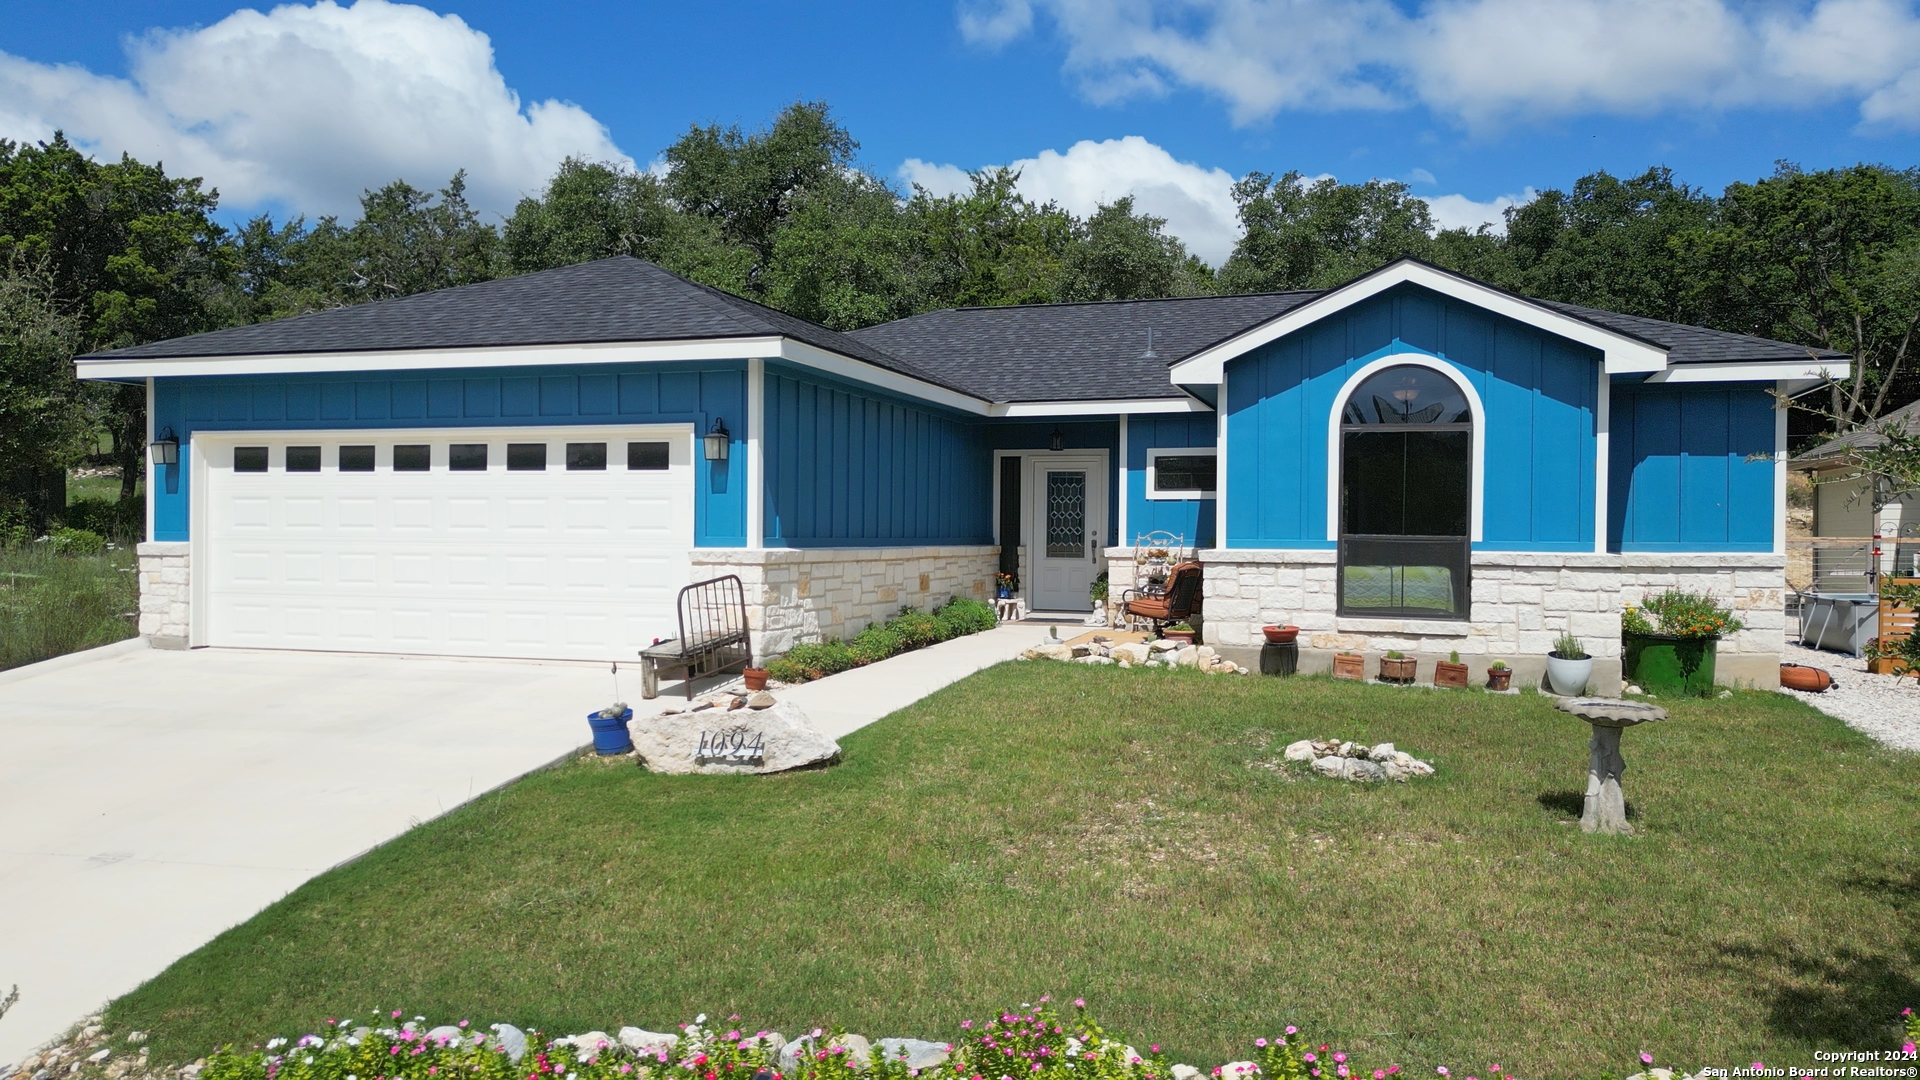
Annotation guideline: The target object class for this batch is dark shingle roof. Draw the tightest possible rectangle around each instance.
[83,256,974,396]
[1532,300,1849,366]
[1791,398,1920,467]
[86,255,1848,406]
[848,292,1318,402]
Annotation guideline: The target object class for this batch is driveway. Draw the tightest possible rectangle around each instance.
[0,642,620,1067]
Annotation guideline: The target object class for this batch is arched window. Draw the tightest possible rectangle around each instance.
[1337,364,1472,617]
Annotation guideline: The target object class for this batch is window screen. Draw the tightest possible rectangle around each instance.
[285,446,321,472]
[506,443,547,471]
[234,446,268,472]
[339,445,376,472]
[1153,453,1216,493]
[449,444,488,471]
[627,441,669,470]
[394,444,432,471]
[566,442,607,470]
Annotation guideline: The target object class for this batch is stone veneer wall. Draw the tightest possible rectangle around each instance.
[136,541,191,649]
[1107,547,1786,692]
[691,546,999,662]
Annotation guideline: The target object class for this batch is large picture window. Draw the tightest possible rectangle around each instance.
[1337,364,1472,618]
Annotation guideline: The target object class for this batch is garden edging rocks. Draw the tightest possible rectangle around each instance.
[1284,739,1436,782]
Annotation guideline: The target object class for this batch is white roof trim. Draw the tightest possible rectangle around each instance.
[75,336,788,380]
[1643,359,1853,384]
[1167,260,1670,384]
[774,339,989,414]
[988,398,1212,417]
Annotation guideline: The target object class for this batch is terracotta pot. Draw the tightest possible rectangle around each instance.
[1332,653,1365,681]
[1379,656,1417,683]
[1161,630,1195,645]
[743,667,769,692]
[1433,661,1470,689]
[1778,663,1831,692]
[1487,667,1513,691]
[1867,656,1899,675]
[1261,624,1301,645]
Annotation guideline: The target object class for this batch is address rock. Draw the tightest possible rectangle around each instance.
[629,700,840,775]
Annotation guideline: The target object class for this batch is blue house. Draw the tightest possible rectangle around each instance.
[79,257,1844,690]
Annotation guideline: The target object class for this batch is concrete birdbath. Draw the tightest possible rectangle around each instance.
[1553,696,1669,835]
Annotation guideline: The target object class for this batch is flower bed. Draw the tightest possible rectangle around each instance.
[765,598,997,684]
[164,1001,1920,1080]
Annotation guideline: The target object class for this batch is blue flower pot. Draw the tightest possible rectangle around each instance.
[586,707,634,755]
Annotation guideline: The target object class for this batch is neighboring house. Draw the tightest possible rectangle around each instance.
[1789,398,1920,590]
[76,256,1845,691]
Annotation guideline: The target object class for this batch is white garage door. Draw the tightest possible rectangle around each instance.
[198,426,695,662]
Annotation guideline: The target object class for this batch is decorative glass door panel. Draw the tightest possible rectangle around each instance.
[1028,456,1106,612]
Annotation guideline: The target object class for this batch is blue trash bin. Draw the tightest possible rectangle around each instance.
[586,707,634,755]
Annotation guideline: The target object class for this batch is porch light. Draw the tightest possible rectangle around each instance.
[148,428,179,466]
[1047,426,1065,452]
[703,417,731,461]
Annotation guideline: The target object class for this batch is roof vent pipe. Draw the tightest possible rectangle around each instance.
[1141,327,1158,359]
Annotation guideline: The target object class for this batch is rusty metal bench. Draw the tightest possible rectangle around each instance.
[639,575,751,699]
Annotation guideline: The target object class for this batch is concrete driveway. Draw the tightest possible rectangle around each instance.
[0,642,623,1067]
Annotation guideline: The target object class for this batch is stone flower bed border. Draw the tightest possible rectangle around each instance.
[9,1001,1917,1080]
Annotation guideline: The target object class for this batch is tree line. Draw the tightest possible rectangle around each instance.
[4,100,1918,532]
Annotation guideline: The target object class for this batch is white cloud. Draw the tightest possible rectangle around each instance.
[903,135,1243,264]
[957,0,1034,46]
[960,0,1920,131]
[0,0,631,219]
[1406,167,1436,185]
[1421,188,1537,233]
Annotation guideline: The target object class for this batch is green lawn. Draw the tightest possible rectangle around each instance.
[106,665,1920,1078]
[0,542,138,670]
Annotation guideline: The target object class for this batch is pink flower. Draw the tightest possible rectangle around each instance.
[1335,1055,1346,1064]
[1151,1047,1160,1054]
[1073,999,1085,1009]
[1375,1073,1386,1079]
[1641,1055,1653,1066]
[963,1022,973,1030]
[1257,1040,1268,1049]
[1903,1044,1916,1057]
[1753,1065,1765,1072]
[1438,1069,1449,1077]
[1304,1055,1318,1064]
[1337,1068,1348,1078]
[1285,1028,1297,1037]
[393,1012,403,1019]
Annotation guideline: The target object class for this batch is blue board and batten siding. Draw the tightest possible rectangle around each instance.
[763,363,991,546]
[1127,413,1217,547]
[1223,284,1598,550]
[147,362,748,544]
[1608,384,1775,551]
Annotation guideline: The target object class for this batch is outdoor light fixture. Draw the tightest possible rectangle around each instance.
[1047,426,1065,452]
[703,417,731,461]
[148,428,179,466]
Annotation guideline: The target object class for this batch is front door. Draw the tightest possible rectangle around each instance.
[1028,455,1107,612]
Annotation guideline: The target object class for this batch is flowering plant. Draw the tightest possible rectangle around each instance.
[996,573,1019,591]
[1622,591,1744,641]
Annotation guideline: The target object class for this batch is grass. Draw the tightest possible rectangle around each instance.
[0,542,138,670]
[105,665,1920,1078]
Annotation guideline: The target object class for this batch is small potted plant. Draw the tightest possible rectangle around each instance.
[1161,621,1195,645]
[1261,623,1300,644]
[743,665,770,692]
[585,701,634,755]
[995,571,1017,600]
[1865,637,1895,675]
[1546,632,1592,696]
[1379,649,1417,684]
[1090,571,1109,617]
[1433,649,1469,688]
[1486,659,1513,691]
[1621,591,1744,697]
[1333,651,1364,680]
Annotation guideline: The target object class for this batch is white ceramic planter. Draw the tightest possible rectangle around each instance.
[1545,653,1594,696]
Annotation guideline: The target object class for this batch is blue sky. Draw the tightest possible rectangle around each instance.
[4,0,1919,264]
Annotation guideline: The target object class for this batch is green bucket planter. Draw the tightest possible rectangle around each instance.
[1623,633,1720,697]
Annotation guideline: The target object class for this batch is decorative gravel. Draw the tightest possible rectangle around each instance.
[1779,639,1920,752]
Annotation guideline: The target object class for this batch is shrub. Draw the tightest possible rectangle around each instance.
[1,543,137,671]
[1623,590,1745,640]
[44,526,106,555]
[64,496,143,541]
[765,597,999,684]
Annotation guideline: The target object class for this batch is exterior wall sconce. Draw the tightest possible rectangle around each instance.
[1047,426,1065,452]
[149,428,180,466]
[703,418,731,461]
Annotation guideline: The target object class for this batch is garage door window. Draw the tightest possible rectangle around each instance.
[339,445,375,472]
[566,442,607,470]
[394,444,431,471]
[235,447,269,472]
[628,442,669,470]
[507,443,547,471]
[449,444,488,471]
[286,446,322,472]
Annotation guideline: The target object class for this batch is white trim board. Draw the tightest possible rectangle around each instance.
[1169,260,1670,385]
[747,357,765,550]
[1643,359,1854,384]
[1324,355,1487,543]
[988,398,1212,417]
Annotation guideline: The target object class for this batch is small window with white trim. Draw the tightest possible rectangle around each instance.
[1145,448,1217,499]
